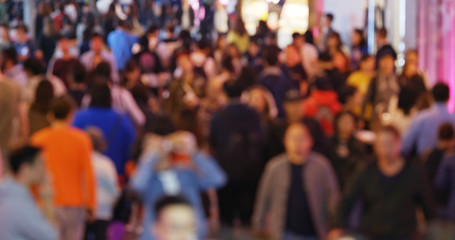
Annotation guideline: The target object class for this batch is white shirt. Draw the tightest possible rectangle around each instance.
[92,152,119,220]
[301,43,319,78]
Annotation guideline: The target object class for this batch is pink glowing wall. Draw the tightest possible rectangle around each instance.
[418,0,455,112]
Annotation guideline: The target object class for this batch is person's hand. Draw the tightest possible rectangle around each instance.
[86,208,95,223]
[208,206,220,234]
[167,131,198,156]
[142,134,164,157]
[326,228,345,240]
[39,175,53,201]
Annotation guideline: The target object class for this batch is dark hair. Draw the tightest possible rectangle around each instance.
[377,125,401,140]
[125,59,140,73]
[9,145,41,175]
[261,45,280,66]
[432,82,450,103]
[71,61,87,84]
[353,28,366,47]
[31,80,54,113]
[154,195,192,220]
[292,32,302,40]
[223,79,244,99]
[145,115,175,136]
[89,82,112,108]
[15,23,28,33]
[438,123,455,141]
[314,75,333,90]
[94,61,112,80]
[176,109,204,147]
[398,86,418,115]
[376,27,388,38]
[23,58,45,75]
[221,55,235,73]
[90,33,104,41]
[303,30,314,44]
[233,18,247,36]
[318,51,332,62]
[2,47,18,65]
[325,13,334,22]
[51,96,74,120]
[237,66,258,89]
[339,85,357,104]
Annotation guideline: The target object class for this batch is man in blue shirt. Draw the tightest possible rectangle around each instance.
[402,83,455,156]
[107,20,138,71]
[0,146,57,240]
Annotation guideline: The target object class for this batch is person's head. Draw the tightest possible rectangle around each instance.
[402,60,419,78]
[23,58,45,77]
[339,85,363,106]
[85,126,107,152]
[326,32,342,51]
[397,86,418,115]
[284,122,313,164]
[152,196,197,240]
[432,82,450,103]
[124,59,141,84]
[314,75,333,91]
[292,32,303,48]
[69,61,86,85]
[223,79,244,100]
[318,51,333,70]
[49,96,75,123]
[176,109,204,147]
[261,45,280,67]
[378,54,395,75]
[285,44,301,67]
[437,123,455,149]
[351,28,365,47]
[332,50,349,73]
[374,126,401,160]
[323,13,334,27]
[90,33,105,53]
[358,54,375,72]
[405,49,418,66]
[233,18,246,36]
[8,146,46,185]
[284,89,304,123]
[247,39,260,58]
[226,43,240,59]
[58,35,71,54]
[245,86,277,119]
[94,61,112,80]
[31,80,54,113]
[144,115,176,137]
[0,23,9,41]
[1,46,18,70]
[216,35,227,50]
[89,82,112,108]
[177,53,193,74]
[376,27,388,44]
[335,111,357,138]
[221,55,235,73]
[14,24,28,41]
[237,66,258,89]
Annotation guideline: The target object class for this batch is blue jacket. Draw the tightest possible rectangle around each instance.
[73,107,136,175]
[107,29,138,70]
[131,152,226,240]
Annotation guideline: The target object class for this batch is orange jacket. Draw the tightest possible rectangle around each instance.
[31,126,96,210]
[303,90,342,136]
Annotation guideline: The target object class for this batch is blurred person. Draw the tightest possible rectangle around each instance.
[207,55,236,107]
[315,52,346,98]
[0,145,57,240]
[1,46,28,86]
[0,23,11,49]
[213,35,227,71]
[38,18,60,65]
[326,32,350,57]
[134,26,166,74]
[243,37,261,68]
[83,61,146,126]
[209,80,265,231]
[177,0,195,31]
[405,49,430,88]
[350,29,368,69]
[0,0,7,23]
[384,88,419,134]
[50,35,80,88]
[253,121,340,240]
[84,127,120,240]
[107,20,138,71]
[319,13,338,51]
[23,58,66,104]
[224,43,243,75]
[332,50,351,80]
[164,52,207,121]
[151,196,197,240]
[128,4,146,37]
[12,23,36,61]
[227,18,249,54]
[80,33,120,83]
[282,44,308,93]
[35,2,52,39]
[28,80,54,136]
[330,126,434,240]
[260,45,294,118]
[375,28,397,65]
[67,61,87,107]
[191,39,216,79]
[347,54,375,95]
[330,111,368,189]
[123,59,152,112]
[30,96,96,240]
[292,32,319,79]
[425,123,454,218]
[361,54,399,130]
[399,60,427,99]
[74,82,136,176]
[402,83,455,157]
[131,131,226,240]
[214,0,229,35]
[339,86,368,119]
[242,85,279,122]
[302,76,342,136]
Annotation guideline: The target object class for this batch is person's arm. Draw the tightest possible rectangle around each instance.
[121,89,145,126]
[415,164,436,220]
[401,117,420,156]
[130,153,160,195]
[81,136,97,212]
[109,54,120,84]
[435,156,452,192]
[251,162,274,233]
[18,100,29,140]
[192,152,227,190]
[323,159,341,218]
[18,201,58,240]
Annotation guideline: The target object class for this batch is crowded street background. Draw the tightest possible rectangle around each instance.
[0,0,454,240]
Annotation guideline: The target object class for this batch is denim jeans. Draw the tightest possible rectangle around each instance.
[282,231,318,240]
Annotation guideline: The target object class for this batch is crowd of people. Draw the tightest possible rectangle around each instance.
[0,1,455,240]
